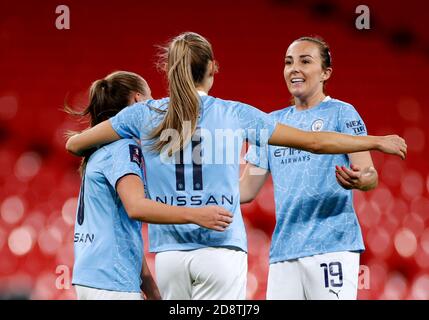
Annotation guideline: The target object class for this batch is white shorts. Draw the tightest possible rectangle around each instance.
[267,251,360,300]
[155,247,247,300]
[74,285,143,300]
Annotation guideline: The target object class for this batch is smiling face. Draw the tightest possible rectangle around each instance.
[284,40,331,101]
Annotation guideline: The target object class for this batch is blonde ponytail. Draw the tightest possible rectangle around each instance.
[150,32,215,156]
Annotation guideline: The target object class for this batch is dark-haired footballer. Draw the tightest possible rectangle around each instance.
[241,37,381,300]
[68,71,233,300]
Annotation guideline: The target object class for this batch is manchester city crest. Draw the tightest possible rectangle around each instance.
[311,119,324,131]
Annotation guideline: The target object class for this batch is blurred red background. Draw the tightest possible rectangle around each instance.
[0,0,428,299]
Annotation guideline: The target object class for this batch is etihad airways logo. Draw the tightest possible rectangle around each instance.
[273,147,310,164]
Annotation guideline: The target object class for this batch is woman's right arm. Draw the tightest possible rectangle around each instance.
[66,103,144,156]
[116,174,233,232]
[240,163,269,204]
[66,120,120,156]
[268,123,407,159]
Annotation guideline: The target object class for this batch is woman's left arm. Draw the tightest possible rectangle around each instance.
[335,151,378,191]
[140,256,162,300]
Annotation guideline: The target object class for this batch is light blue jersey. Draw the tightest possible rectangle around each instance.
[245,97,366,264]
[72,139,144,292]
[110,94,276,253]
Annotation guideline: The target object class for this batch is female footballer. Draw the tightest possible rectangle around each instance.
[240,37,381,299]
[66,33,406,300]
[69,71,233,300]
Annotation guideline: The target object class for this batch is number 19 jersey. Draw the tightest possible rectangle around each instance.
[245,97,366,264]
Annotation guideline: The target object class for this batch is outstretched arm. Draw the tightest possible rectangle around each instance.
[66,120,119,156]
[240,163,269,204]
[116,174,233,231]
[268,123,407,159]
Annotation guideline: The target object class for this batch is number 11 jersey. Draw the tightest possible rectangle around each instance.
[110,93,276,253]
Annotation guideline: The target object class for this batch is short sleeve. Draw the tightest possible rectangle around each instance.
[103,141,144,189]
[110,102,147,139]
[337,104,367,136]
[244,144,270,170]
[236,102,276,147]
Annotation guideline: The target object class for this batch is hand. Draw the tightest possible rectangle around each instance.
[335,164,377,191]
[335,164,361,190]
[143,289,162,300]
[140,257,162,300]
[378,135,407,160]
[190,206,233,231]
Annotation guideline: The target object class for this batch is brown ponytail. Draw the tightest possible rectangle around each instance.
[65,71,149,175]
[150,32,216,155]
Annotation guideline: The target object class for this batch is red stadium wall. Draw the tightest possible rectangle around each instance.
[0,0,428,299]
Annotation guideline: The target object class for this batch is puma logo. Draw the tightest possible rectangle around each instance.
[329,288,341,299]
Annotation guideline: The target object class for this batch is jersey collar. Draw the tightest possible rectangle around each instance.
[197,90,208,96]
[323,96,331,102]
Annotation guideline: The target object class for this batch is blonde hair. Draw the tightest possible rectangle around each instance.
[150,32,217,155]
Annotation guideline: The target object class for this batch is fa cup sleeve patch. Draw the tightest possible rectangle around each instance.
[129,145,142,167]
